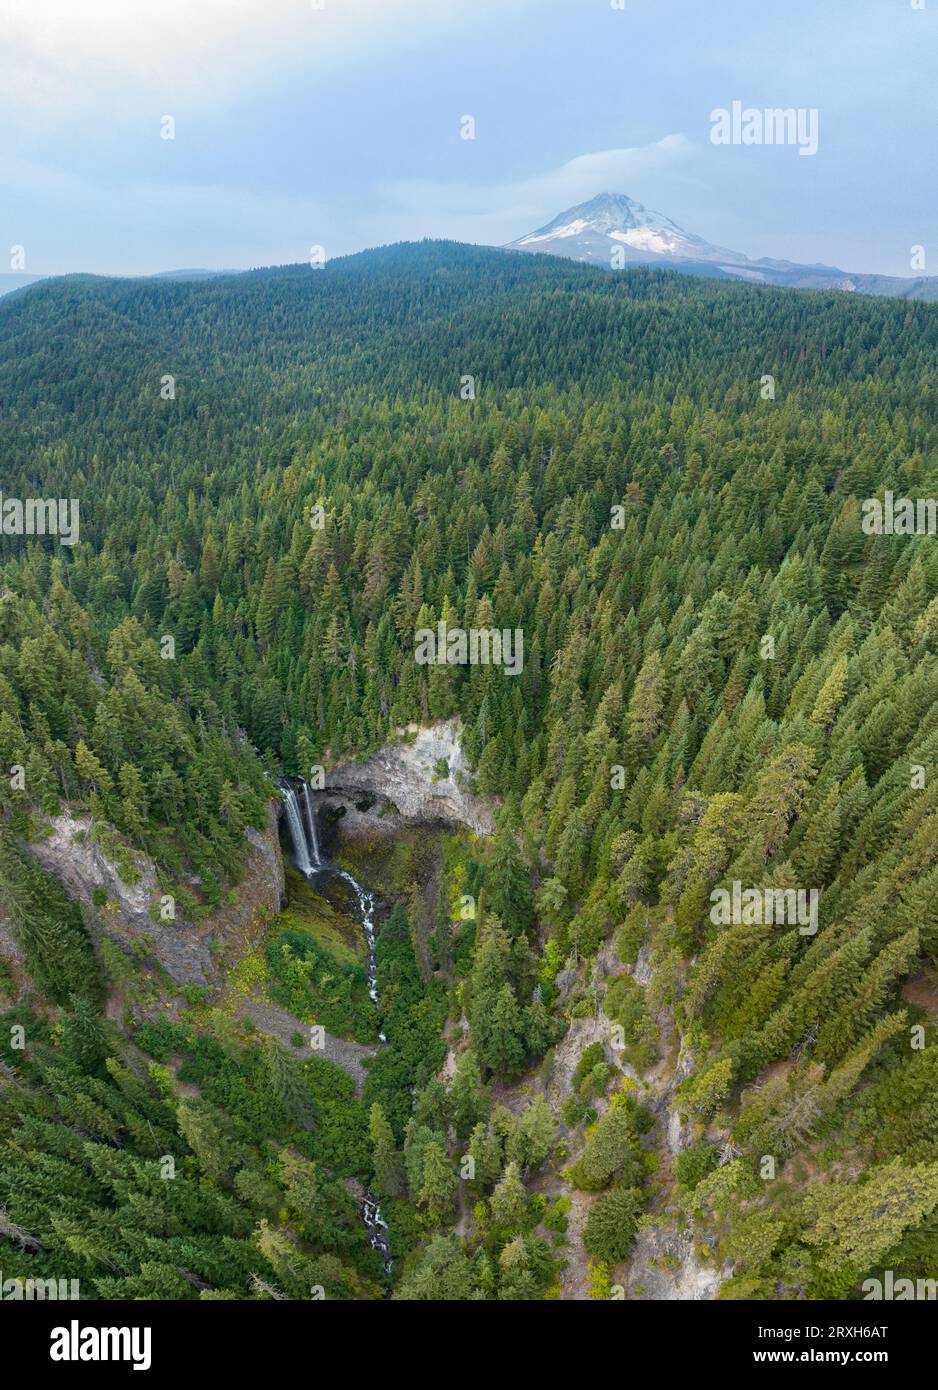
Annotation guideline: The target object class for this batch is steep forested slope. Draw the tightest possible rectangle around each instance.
[2,244,938,1301]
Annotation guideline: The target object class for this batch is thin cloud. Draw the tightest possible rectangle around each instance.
[2,137,696,274]
[373,136,695,246]
[1,0,540,118]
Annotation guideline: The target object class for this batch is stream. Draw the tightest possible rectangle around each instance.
[280,780,393,1286]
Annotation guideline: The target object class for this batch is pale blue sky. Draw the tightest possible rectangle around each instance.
[3,0,936,276]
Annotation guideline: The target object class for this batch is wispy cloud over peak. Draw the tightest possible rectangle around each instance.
[375,136,694,247]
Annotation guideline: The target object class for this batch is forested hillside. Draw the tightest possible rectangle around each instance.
[2,244,938,1301]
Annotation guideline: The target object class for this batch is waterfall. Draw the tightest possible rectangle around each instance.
[281,785,313,876]
[281,778,321,874]
[280,778,392,1282]
[336,870,385,1040]
[334,868,391,1276]
[361,1194,392,1282]
[301,781,321,866]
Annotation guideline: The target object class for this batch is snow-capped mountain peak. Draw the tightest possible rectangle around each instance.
[508,192,738,267]
[504,191,938,299]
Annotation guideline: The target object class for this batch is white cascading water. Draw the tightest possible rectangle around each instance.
[280,778,392,1284]
[301,780,321,865]
[335,870,386,1042]
[281,785,313,876]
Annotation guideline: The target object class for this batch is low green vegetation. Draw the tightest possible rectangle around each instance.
[225,870,376,1042]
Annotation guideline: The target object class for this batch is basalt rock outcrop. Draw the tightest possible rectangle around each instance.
[24,802,284,990]
[318,720,494,838]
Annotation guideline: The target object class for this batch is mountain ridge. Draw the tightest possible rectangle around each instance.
[506,192,938,301]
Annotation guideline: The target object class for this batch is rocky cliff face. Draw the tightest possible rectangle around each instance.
[24,803,284,989]
[319,720,494,837]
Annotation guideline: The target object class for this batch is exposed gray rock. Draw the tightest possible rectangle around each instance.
[29,812,160,932]
[24,804,284,990]
[620,1224,727,1301]
[319,720,494,836]
[630,943,654,987]
[656,1041,697,1156]
[236,997,378,1092]
[544,1014,622,1121]
[553,966,578,1005]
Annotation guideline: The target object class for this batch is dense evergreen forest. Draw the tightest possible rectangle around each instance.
[2,243,938,1301]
